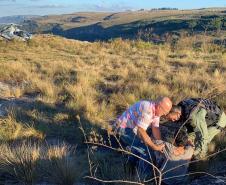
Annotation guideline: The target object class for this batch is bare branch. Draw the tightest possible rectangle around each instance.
[85,141,161,174]
[84,176,145,185]
[162,171,225,183]
[146,146,158,185]
[162,147,226,176]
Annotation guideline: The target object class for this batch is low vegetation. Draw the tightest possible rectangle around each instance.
[0,33,226,184]
[0,141,82,185]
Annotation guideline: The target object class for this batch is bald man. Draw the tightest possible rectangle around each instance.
[114,97,172,154]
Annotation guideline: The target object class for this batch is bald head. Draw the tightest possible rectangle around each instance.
[155,97,172,116]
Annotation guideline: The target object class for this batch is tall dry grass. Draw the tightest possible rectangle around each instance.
[0,141,40,184]
[0,33,226,184]
[44,143,80,185]
[1,34,226,129]
[0,141,82,185]
[0,111,43,141]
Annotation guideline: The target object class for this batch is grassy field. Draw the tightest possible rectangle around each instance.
[0,34,226,184]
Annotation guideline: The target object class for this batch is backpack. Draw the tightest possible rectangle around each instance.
[178,98,223,128]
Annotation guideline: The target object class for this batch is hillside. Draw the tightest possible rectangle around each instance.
[0,34,226,184]
[22,8,226,41]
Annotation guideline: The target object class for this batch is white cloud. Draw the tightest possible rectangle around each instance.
[84,3,132,11]
[36,4,67,9]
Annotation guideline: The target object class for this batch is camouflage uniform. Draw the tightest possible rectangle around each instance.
[177,98,226,159]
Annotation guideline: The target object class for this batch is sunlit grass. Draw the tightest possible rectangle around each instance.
[0,33,226,184]
[0,34,226,129]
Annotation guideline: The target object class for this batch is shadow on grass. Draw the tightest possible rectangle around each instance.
[0,97,103,146]
[0,140,86,185]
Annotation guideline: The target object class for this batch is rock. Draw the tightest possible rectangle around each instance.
[0,24,32,41]
[0,80,32,98]
[0,82,11,94]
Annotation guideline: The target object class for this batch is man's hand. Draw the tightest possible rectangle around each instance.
[137,127,165,152]
[153,143,165,153]
[173,146,185,156]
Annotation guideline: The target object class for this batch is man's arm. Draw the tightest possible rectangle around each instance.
[137,126,165,152]
[152,126,162,140]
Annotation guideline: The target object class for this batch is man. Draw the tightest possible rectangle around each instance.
[114,97,172,154]
[166,98,226,159]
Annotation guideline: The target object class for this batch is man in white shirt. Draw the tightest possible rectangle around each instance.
[115,97,173,153]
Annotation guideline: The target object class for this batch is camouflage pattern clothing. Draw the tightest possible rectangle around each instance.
[177,98,226,159]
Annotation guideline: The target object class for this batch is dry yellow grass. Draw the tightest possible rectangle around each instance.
[0,112,44,141]
[0,34,226,134]
[0,141,81,185]
[0,33,226,184]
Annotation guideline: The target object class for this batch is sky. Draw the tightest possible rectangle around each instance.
[0,0,226,17]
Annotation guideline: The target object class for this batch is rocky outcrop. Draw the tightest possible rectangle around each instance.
[0,24,32,41]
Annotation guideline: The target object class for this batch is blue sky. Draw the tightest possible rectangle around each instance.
[0,0,226,17]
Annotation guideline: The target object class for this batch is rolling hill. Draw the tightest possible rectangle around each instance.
[22,8,226,41]
[0,15,39,24]
[0,8,226,184]
[0,24,226,185]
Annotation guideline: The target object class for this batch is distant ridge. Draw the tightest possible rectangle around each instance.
[9,8,226,41]
[0,15,40,24]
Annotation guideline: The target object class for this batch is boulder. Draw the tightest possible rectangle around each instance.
[0,24,32,41]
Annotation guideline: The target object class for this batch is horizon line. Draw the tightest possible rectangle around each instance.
[0,6,226,18]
